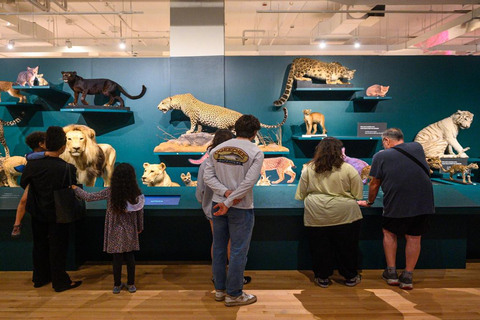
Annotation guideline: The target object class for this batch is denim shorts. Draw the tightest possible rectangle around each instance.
[382,214,429,236]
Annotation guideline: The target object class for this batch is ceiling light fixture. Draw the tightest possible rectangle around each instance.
[354,39,361,48]
[66,39,72,49]
[7,40,14,49]
[319,40,326,49]
[119,39,126,49]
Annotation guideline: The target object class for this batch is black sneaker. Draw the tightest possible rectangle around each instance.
[243,276,252,285]
[345,274,362,287]
[382,268,399,286]
[314,278,331,288]
[399,272,413,290]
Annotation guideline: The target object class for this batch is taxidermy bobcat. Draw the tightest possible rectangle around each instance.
[61,71,147,108]
[366,84,389,97]
[0,81,26,103]
[16,66,39,87]
[260,157,296,184]
[180,172,197,186]
[447,163,479,184]
[303,109,327,135]
[274,58,356,106]
[0,112,25,157]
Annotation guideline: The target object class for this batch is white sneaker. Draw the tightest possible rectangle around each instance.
[215,290,226,301]
[225,292,257,307]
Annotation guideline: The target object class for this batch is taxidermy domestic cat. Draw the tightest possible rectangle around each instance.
[0,81,26,103]
[61,71,147,108]
[366,84,389,97]
[303,109,327,135]
[16,66,39,86]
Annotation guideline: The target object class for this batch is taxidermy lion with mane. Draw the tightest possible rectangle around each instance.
[414,110,473,158]
[60,124,116,187]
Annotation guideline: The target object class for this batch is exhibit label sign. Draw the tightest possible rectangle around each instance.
[357,123,387,137]
[440,157,468,172]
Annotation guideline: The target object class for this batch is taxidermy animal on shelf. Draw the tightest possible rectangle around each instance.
[342,148,370,184]
[274,58,356,106]
[366,84,389,97]
[303,109,327,135]
[0,81,27,103]
[446,163,479,184]
[36,74,48,86]
[16,66,39,87]
[180,172,197,187]
[414,110,473,158]
[260,157,296,184]
[142,162,180,187]
[360,165,372,185]
[0,156,26,187]
[60,124,116,187]
[426,157,445,174]
[256,175,272,186]
[158,93,288,134]
[61,71,147,108]
[0,112,25,158]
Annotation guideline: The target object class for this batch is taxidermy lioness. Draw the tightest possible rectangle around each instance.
[61,71,147,108]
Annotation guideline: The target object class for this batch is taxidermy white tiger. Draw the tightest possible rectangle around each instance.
[414,110,473,158]
[158,93,288,134]
[274,58,356,106]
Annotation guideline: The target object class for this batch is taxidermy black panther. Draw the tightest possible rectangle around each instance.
[61,71,147,108]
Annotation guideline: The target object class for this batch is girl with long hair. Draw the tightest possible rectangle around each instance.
[72,163,144,294]
[295,137,363,288]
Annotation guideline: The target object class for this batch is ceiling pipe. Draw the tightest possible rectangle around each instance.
[0,11,143,16]
[257,9,472,14]
[242,29,265,45]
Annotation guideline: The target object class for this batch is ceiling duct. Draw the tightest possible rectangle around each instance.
[26,0,50,12]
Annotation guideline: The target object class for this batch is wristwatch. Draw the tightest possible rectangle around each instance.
[366,200,375,205]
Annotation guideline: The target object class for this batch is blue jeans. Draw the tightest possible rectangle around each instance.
[212,202,255,297]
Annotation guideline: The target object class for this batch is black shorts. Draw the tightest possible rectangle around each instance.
[382,214,430,237]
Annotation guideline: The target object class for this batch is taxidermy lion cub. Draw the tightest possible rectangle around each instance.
[61,71,147,108]
[303,109,327,135]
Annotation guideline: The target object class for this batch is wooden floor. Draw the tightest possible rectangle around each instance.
[1,263,480,320]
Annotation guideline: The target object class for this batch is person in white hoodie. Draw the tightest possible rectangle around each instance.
[72,163,144,294]
[203,115,263,307]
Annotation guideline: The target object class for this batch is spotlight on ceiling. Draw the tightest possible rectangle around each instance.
[66,39,72,49]
[119,39,126,49]
[354,39,361,49]
[7,40,14,49]
[319,40,326,49]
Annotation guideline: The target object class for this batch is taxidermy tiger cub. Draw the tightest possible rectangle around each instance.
[0,81,27,103]
[16,66,39,87]
[0,112,24,158]
[61,71,147,108]
[274,58,356,106]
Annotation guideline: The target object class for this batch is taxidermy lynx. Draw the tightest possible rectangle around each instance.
[366,84,389,97]
[0,81,26,103]
[260,157,296,184]
[62,71,147,108]
[0,112,24,157]
[16,66,39,87]
[303,109,327,135]
[180,172,197,187]
[447,163,479,184]
[274,58,356,106]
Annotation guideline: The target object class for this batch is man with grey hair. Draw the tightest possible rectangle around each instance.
[358,128,434,290]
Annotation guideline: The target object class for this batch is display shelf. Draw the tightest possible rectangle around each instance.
[352,96,392,101]
[12,85,71,109]
[0,102,42,108]
[291,85,364,101]
[352,96,392,112]
[61,106,132,113]
[292,134,381,141]
[154,152,205,156]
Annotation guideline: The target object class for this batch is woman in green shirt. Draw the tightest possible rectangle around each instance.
[295,137,363,288]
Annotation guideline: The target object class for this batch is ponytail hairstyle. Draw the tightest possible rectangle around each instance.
[110,163,142,214]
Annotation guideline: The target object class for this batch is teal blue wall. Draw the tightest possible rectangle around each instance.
[1,56,480,185]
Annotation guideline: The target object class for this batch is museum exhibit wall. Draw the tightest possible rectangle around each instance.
[1,55,480,270]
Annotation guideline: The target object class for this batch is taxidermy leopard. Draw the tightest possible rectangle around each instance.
[260,157,296,184]
[274,58,356,106]
[446,163,479,184]
[158,93,288,134]
[61,71,147,108]
[0,112,24,158]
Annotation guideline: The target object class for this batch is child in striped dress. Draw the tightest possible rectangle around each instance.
[72,163,144,294]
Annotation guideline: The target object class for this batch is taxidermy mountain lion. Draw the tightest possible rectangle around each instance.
[61,71,147,108]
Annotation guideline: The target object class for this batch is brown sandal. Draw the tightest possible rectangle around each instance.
[11,224,22,237]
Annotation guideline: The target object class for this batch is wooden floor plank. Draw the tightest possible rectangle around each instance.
[0,263,480,319]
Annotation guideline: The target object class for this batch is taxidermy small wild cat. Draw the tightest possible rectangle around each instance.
[61,71,147,108]
[303,109,327,135]
[366,84,389,97]
[1,112,25,157]
[16,66,39,87]
[0,81,26,103]
[447,163,479,184]
[260,157,296,184]
[180,172,197,186]
[36,74,48,86]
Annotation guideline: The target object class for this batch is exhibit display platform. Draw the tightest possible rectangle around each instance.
[1,183,479,271]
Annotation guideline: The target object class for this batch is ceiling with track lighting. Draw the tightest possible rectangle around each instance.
[1,0,480,58]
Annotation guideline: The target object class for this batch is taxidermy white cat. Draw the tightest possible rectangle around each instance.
[366,84,389,97]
